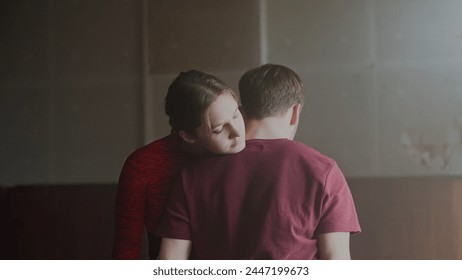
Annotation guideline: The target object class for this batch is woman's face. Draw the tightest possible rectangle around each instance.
[194,91,246,154]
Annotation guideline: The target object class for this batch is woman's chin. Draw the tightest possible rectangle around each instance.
[230,141,246,153]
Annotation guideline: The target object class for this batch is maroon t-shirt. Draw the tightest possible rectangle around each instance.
[157,139,361,259]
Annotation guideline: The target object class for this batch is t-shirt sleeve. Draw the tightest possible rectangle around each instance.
[155,176,192,240]
[316,162,361,235]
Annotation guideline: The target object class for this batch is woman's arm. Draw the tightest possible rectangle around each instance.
[113,154,147,259]
[318,232,351,260]
[157,238,192,260]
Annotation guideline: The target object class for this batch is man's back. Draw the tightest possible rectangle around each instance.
[157,139,360,259]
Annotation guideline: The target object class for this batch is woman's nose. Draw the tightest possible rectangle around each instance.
[228,122,241,139]
[229,126,239,138]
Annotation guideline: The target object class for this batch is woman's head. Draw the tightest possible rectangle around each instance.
[165,70,245,154]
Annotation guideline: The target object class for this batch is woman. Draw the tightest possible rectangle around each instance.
[113,70,245,259]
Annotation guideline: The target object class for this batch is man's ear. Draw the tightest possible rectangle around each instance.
[178,130,196,144]
[290,104,301,126]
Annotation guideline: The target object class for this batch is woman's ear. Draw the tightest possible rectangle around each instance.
[290,104,301,126]
[178,130,196,144]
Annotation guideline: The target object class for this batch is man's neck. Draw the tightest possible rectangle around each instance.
[245,117,295,140]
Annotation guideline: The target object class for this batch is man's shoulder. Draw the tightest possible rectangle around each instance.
[283,140,335,169]
[259,140,341,183]
[247,139,334,162]
[186,139,335,171]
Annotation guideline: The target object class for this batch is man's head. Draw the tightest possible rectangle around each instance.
[238,64,304,140]
[238,64,304,120]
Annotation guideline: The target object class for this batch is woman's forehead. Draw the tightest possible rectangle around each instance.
[207,92,238,126]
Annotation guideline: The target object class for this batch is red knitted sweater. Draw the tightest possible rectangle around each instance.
[113,134,192,259]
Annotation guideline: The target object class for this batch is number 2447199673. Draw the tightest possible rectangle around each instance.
[245,266,309,276]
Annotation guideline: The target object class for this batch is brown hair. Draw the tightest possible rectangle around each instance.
[165,70,236,134]
[238,64,304,119]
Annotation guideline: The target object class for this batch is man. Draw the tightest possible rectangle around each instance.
[156,64,361,259]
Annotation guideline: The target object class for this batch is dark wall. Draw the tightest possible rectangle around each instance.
[0,0,142,185]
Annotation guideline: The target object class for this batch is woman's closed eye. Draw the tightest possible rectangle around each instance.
[212,127,224,134]
[212,108,238,134]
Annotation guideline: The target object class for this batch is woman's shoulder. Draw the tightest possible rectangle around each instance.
[126,134,181,164]
[119,134,187,187]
